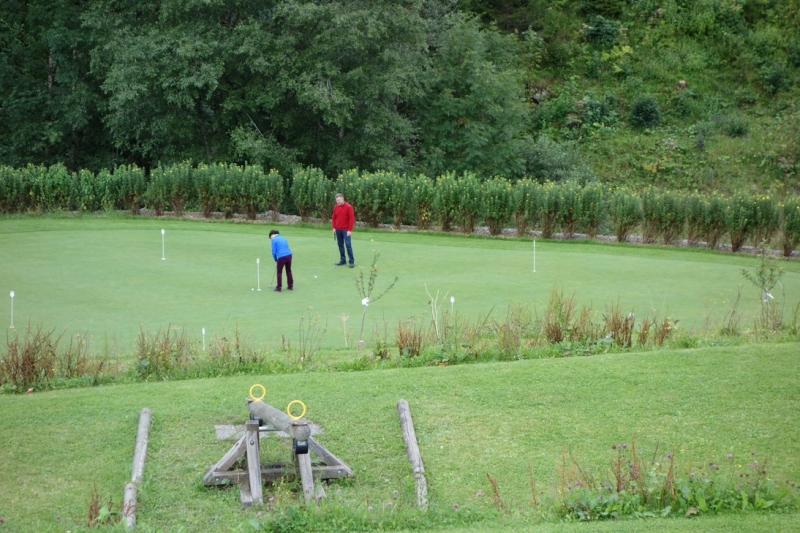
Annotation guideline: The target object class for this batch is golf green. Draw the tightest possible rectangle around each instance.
[2,216,799,351]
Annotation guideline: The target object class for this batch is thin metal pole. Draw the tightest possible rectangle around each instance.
[533,239,536,272]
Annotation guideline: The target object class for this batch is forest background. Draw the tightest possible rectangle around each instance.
[1,0,798,195]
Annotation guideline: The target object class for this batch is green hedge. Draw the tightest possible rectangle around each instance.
[1,164,798,256]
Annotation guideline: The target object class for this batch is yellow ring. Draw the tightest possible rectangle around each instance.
[286,400,307,420]
[249,384,266,402]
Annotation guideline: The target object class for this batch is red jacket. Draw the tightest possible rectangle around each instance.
[331,201,355,231]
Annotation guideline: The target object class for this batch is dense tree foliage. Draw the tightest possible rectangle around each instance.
[1,0,798,190]
[1,0,533,177]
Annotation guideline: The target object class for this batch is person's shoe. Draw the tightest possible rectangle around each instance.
[274,287,281,292]
[288,287,293,290]
[349,263,355,268]
[334,261,346,266]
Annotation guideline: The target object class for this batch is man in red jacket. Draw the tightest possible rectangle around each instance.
[331,193,355,267]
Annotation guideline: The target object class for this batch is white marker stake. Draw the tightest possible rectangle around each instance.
[533,239,536,273]
[450,296,455,315]
[256,258,261,291]
[9,291,14,329]
[202,328,206,351]
[161,229,166,260]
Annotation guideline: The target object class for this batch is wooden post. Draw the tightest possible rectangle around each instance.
[397,399,428,509]
[123,483,136,529]
[245,420,263,505]
[131,408,151,483]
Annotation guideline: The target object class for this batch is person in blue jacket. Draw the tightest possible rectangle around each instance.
[269,230,293,292]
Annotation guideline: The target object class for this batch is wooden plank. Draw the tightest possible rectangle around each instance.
[131,408,151,483]
[202,433,248,485]
[245,420,263,504]
[296,452,315,504]
[204,464,352,485]
[397,399,428,509]
[308,437,354,477]
[239,482,253,508]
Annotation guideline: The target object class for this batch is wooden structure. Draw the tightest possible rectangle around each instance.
[203,398,353,507]
[397,399,428,509]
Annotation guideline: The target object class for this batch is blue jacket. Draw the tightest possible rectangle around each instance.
[271,234,292,261]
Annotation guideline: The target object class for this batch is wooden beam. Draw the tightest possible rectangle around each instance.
[308,437,354,477]
[202,433,248,485]
[245,420,263,505]
[296,452,316,504]
[131,408,151,483]
[205,465,351,485]
[397,399,428,509]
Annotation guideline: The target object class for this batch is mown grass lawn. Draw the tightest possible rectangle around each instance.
[0,342,798,532]
[2,214,799,356]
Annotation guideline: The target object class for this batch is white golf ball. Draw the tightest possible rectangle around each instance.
[314,275,317,278]
[251,288,254,291]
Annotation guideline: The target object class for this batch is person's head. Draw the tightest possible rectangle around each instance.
[268,230,279,239]
[335,193,345,206]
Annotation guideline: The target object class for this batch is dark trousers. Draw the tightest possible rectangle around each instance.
[276,254,293,289]
[335,229,354,265]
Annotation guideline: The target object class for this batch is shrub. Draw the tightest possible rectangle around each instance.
[761,63,790,95]
[264,169,284,221]
[718,114,749,138]
[114,164,147,214]
[239,165,268,220]
[512,178,540,236]
[558,180,583,239]
[194,164,216,217]
[781,197,800,257]
[704,193,729,250]
[629,94,661,128]
[608,187,641,243]
[583,15,621,49]
[727,192,756,252]
[292,166,327,221]
[165,162,194,216]
[540,181,561,239]
[410,174,435,230]
[145,166,170,216]
[356,170,393,227]
[75,169,100,212]
[482,177,514,236]
[0,165,27,213]
[685,193,706,246]
[655,189,686,245]
[454,172,482,233]
[385,172,411,229]
[579,181,605,238]
[640,187,660,244]
[214,164,240,219]
[752,194,780,246]
[433,172,459,231]
[134,326,191,380]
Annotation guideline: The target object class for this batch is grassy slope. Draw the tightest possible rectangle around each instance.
[0,342,798,532]
[2,215,800,354]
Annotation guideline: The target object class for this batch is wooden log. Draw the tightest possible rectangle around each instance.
[245,420,263,505]
[131,408,151,483]
[123,483,136,529]
[247,399,295,433]
[397,399,428,509]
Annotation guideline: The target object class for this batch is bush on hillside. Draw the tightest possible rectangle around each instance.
[629,94,661,129]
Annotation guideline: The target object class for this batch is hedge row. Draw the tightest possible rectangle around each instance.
[2,163,800,256]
